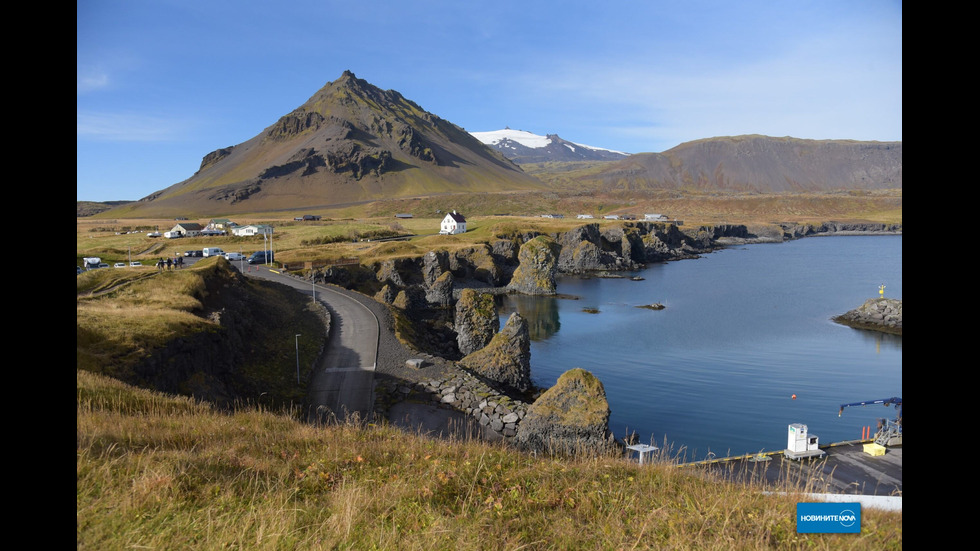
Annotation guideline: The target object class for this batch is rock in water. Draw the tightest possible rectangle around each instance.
[832,298,902,336]
[458,312,531,392]
[515,368,617,456]
[507,235,561,295]
[454,289,498,355]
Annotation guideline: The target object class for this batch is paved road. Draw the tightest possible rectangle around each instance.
[234,260,379,424]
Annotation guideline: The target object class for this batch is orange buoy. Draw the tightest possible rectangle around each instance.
[791,394,797,400]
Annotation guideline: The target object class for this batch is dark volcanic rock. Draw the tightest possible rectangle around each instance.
[514,368,618,456]
[507,235,561,295]
[458,312,531,393]
[426,270,454,307]
[454,289,499,355]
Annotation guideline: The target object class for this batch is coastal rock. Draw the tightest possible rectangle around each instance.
[557,224,617,273]
[450,245,503,286]
[458,312,532,393]
[454,289,499,355]
[374,283,397,305]
[515,368,617,456]
[392,286,427,311]
[422,250,450,288]
[780,222,902,240]
[833,297,902,336]
[375,259,407,288]
[507,235,561,295]
[425,270,454,307]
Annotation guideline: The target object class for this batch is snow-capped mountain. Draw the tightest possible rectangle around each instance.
[470,128,630,164]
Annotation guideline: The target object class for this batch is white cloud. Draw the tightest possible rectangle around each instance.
[76,68,110,94]
[76,111,187,142]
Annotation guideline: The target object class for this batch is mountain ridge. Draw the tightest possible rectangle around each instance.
[573,134,901,193]
[470,128,630,163]
[92,73,901,217]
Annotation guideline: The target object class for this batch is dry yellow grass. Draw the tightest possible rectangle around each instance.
[77,369,902,550]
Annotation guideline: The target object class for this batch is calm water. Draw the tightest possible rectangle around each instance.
[498,235,902,461]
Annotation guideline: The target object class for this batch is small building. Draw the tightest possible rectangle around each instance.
[169,222,204,237]
[394,213,413,219]
[439,210,467,235]
[644,213,668,221]
[577,214,594,219]
[232,224,274,237]
[207,218,236,231]
[603,215,620,220]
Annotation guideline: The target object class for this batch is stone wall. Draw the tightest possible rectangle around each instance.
[374,369,530,441]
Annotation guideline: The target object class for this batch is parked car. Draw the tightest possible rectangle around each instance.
[224,252,246,261]
[247,250,274,264]
[130,261,142,267]
[113,262,127,268]
[98,263,110,269]
[147,232,162,238]
[77,266,83,275]
[184,250,203,257]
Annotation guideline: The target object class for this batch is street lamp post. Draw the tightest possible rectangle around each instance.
[295,334,302,384]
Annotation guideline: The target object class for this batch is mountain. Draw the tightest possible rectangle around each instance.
[112,71,545,217]
[470,128,630,163]
[573,135,901,193]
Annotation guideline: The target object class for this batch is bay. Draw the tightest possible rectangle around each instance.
[497,235,902,462]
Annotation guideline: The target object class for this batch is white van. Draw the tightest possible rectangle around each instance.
[202,247,225,258]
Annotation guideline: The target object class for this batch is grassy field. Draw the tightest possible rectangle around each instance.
[77,367,901,550]
[77,189,901,269]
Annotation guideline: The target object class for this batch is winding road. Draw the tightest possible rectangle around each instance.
[235,260,379,423]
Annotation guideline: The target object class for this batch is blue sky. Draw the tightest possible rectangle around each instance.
[77,0,902,202]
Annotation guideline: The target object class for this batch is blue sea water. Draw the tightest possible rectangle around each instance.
[498,235,902,462]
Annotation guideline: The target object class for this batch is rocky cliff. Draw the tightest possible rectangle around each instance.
[313,220,902,358]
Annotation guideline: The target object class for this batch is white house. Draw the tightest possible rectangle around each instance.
[232,224,274,237]
[439,210,467,235]
[644,214,668,221]
[603,215,620,220]
[576,214,594,219]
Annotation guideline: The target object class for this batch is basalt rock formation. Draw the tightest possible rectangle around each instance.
[458,312,532,394]
[454,289,499,356]
[514,368,618,456]
[507,235,561,295]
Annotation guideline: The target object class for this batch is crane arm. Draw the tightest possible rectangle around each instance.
[838,397,902,417]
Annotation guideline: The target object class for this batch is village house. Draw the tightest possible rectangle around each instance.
[644,213,668,221]
[232,224,274,237]
[207,218,236,231]
[166,222,204,237]
[439,210,467,235]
